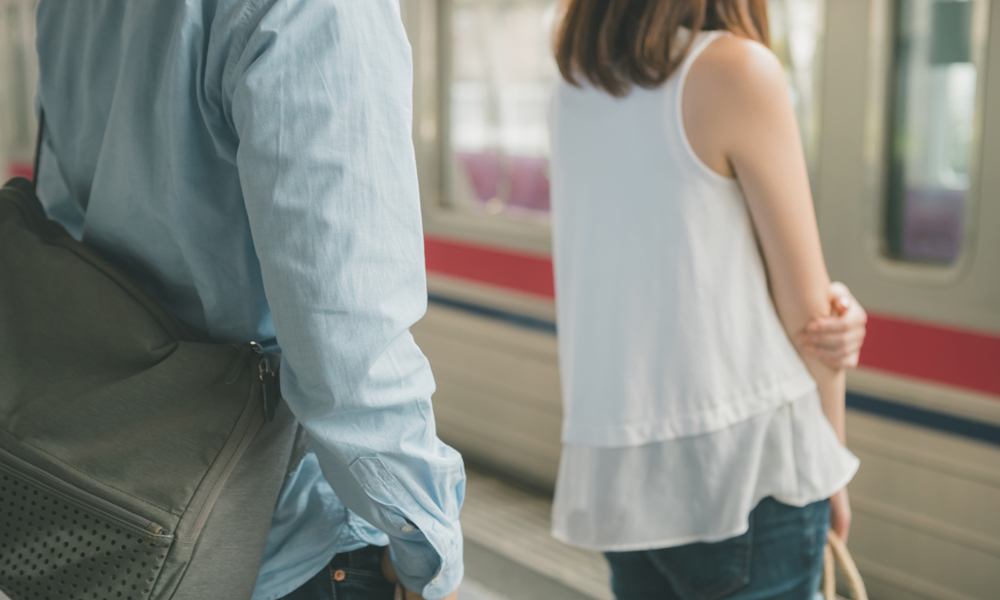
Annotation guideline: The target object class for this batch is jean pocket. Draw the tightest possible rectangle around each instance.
[648,525,753,600]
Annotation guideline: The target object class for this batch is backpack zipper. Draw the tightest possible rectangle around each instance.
[173,343,270,542]
[0,445,169,538]
[253,342,280,421]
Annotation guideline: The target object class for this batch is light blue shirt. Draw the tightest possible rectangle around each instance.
[34,2,465,599]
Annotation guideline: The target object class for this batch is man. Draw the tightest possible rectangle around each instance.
[34,1,462,599]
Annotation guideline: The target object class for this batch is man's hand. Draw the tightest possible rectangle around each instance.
[830,487,852,543]
[381,547,459,600]
[799,282,867,369]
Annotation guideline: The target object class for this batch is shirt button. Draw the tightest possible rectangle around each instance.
[401,525,414,533]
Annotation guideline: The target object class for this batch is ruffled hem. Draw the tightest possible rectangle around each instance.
[551,390,859,551]
[561,375,818,447]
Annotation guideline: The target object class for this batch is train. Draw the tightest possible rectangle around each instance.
[1,1,997,599]
[400,1,1000,598]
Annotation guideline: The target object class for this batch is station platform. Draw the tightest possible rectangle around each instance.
[458,468,612,600]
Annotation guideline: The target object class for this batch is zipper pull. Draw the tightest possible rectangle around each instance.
[258,352,279,421]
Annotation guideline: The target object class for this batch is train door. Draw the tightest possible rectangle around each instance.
[817,0,1000,598]
[401,0,566,488]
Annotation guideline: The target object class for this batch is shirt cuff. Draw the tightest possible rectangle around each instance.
[391,542,464,600]
[346,456,464,597]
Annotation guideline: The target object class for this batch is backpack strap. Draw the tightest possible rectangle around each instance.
[31,108,45,194]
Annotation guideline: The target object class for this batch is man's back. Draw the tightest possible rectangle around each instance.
[35,2,465,598]
[36,0,416,342]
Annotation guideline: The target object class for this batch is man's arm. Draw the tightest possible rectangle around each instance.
[226,2,463,598]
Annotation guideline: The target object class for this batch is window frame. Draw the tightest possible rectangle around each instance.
[403,0,554,256]
[769,0,829,188]
[861,0,991,284]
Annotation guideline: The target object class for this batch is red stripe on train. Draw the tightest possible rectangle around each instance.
[425,236,555,298]
[8,160,34,180]
[861,315,1000,397]
[425,234,1000,397]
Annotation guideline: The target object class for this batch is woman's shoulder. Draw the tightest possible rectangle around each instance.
[680,34,794,177]
[681,33,795,164]
[687,34,788,114]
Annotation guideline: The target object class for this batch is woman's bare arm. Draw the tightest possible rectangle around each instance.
[684,36,843,440]
[684,35,851,537]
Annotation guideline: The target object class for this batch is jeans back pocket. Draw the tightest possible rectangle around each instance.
[647,523,753,600]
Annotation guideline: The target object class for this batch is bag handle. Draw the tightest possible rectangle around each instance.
[31,108,45,195]
[822,530,868,600]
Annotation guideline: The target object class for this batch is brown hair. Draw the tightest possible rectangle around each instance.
[555,0,770,97]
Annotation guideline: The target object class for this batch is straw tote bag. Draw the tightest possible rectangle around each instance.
[821,531,869,600]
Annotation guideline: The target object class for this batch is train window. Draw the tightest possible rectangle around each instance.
[446,0,558,219]
[440,0,826,224]
[883,0,983,264]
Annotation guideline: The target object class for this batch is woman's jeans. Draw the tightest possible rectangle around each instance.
[604,497,830,600]
[281,545,396,600]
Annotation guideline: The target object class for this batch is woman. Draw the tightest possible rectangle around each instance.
[549,1,864,598]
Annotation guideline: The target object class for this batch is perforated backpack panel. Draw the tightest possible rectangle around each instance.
[0,468,172,600]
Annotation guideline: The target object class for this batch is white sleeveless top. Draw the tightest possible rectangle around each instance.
[549,31,858,550]
[551,30,816,447]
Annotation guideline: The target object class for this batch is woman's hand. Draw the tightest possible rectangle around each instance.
[381,547,459,600]
[830,487,852,543]
[799,282,867,369]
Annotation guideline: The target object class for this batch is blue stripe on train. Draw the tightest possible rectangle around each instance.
[428,293,558,334]
[846,392,1000,447]
[427,294,1000,448]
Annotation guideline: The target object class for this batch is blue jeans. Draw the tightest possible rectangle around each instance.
[604,497,830,600]
[281,545,396,600]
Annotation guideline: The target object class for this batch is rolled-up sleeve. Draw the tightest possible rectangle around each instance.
[226,1,464,597]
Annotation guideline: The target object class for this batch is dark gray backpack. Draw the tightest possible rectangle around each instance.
[0,176,301,600]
